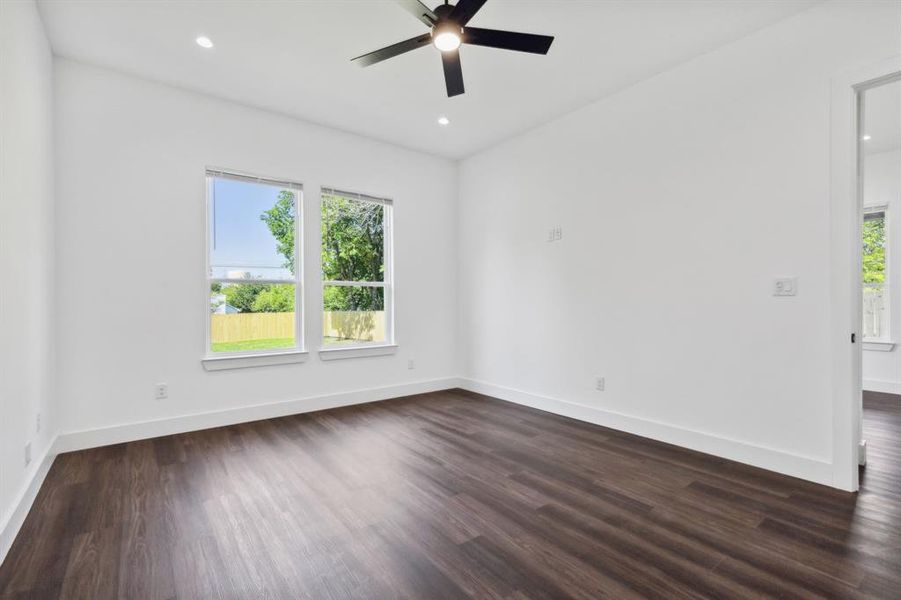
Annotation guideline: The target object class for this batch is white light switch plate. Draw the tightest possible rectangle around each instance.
[773,277,798,296]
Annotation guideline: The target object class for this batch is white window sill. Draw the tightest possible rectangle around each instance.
[863,340,895,352]
[202,350,308,371]
[318,344,398,361]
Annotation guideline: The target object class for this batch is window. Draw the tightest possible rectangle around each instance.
[320,188,393,348]
[863,207,888,340]
[206,170,303,356]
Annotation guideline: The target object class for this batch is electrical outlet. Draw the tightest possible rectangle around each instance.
[407,359,415,370]
[24,442,32,466]
[155,383,168,400]
[36,413,41,433]
[595,377,605,391]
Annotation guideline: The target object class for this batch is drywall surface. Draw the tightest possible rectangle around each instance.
[0,0,57,557]
[458,0,901,485]
[54,59,458,435]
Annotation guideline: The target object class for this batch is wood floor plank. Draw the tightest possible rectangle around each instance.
[2,389,901,598]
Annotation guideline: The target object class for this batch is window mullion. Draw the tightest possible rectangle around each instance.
[322,280,385,287]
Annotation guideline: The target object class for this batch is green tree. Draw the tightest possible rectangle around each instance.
[260,190,296,275]
[223,282,268,313]
[252,285,295,312]
[863,216,886,284]
[320,194,384,310]
[258,191,385,312]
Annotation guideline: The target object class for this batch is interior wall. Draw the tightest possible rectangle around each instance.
[457,0,901,486]
[54,59,458,438]
[0,0,57,555]
[863,148,901,392]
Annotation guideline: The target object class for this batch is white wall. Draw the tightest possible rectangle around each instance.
[54,59,458,439]
[457,0,901,486]
[0,0,57,557]
[863,148,901,392]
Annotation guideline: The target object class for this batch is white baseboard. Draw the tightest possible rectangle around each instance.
[0,440,57,567]
[3,378,460,569]
[863,378,901,395]
[458,378,835,488]
[3,375,839,569]
[55,377,461,453]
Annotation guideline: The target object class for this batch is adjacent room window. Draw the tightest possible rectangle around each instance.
[206,171,302,355]
[321,188,393,347]
[863,207,888,340]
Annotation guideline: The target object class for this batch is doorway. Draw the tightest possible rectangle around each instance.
[859,75,901,475]
[830,56,901,492]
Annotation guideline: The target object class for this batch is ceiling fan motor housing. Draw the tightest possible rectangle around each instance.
[432,3,455,21]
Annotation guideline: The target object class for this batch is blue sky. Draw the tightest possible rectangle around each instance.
[209,177,292,280]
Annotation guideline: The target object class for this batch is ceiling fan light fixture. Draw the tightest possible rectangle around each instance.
[433,25,462,52]
[351,0,555,97]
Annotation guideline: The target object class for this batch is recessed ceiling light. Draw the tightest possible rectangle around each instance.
[196,36,214,49]
[862,135,872,141]
[437,116,450,126]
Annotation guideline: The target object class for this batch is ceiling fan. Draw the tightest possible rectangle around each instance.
[351,0,554,98]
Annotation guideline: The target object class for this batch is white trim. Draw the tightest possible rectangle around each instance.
[295,178,306,354]
[210,277,295,285]
[204,168,305,360]
[384,201,396,345]
[863,378,901,395]
[318,344,398,361]
[829,55,901,493]
[206,167,303,191]
[202,350,308,371]
[54,378,461,454]
[458,378,835,488]
[0,439,57,567]
[323,280,385,287]
[320,188,395,348]
[321,186,392,206]
[862,340,895,351]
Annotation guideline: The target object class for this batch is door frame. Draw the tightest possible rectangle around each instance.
[830,55,901,492]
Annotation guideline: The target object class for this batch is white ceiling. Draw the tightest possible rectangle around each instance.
[37,0,820,159]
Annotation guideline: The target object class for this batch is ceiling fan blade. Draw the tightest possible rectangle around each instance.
[441,50,465,97]
[396,0,437,27]
[352,33,432,67]
[449,0,487,26]
[463,27,554,54]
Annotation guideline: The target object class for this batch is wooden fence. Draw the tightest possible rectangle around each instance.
[323,311,386,342]
[211,311,385,342]
[211,312,294,343]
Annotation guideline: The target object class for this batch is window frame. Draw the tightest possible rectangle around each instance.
[319,186,395,353]
[863,204,889,342]
[202,168,306,366]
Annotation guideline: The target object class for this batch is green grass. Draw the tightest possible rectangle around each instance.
[211,337,295,353]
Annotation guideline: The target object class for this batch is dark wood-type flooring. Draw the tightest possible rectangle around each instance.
[2,389,901,599]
